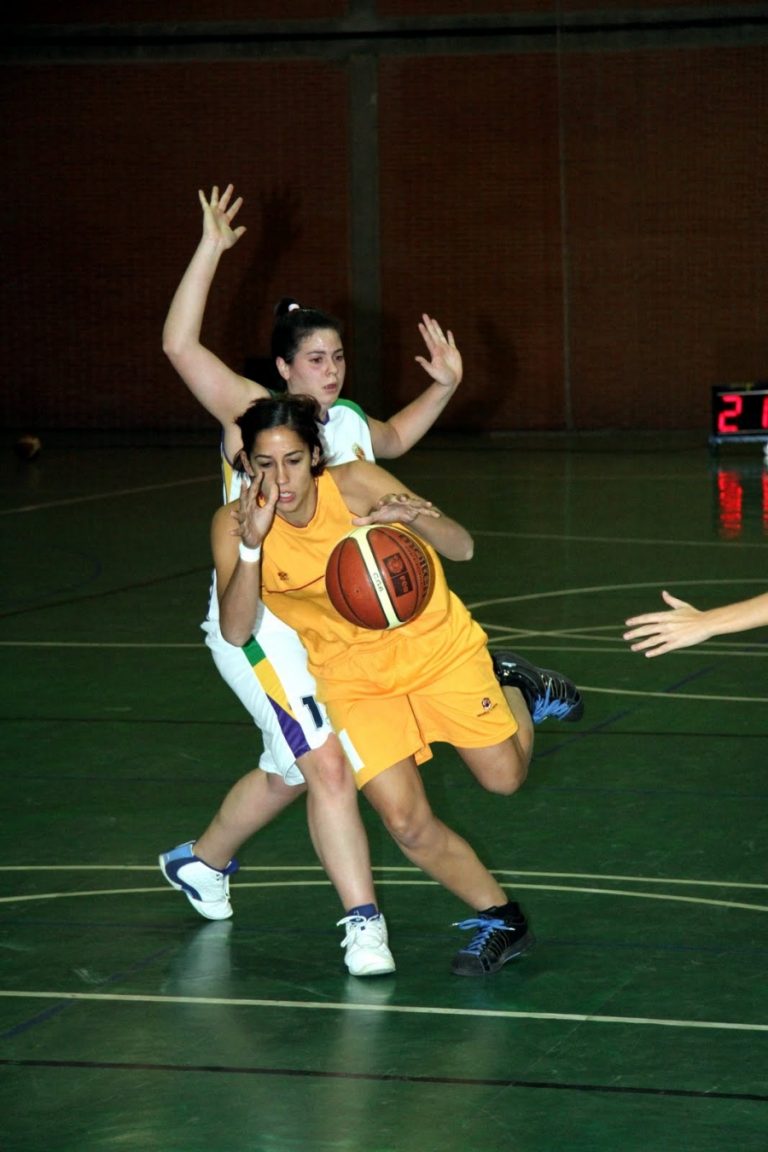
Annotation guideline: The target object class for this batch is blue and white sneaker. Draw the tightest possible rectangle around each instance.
[159,841,239,921]
[492,650,584,723]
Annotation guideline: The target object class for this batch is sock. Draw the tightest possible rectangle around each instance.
[346,903,379,920]
[480,900,524,924]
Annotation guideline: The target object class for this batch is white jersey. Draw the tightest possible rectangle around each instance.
[202,396,376,782]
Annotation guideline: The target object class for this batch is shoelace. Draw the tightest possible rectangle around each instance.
[452,916,508,955]
[336,913,385,949]
[531,682,574,722]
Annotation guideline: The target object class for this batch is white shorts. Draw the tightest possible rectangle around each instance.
[202,602,332,786]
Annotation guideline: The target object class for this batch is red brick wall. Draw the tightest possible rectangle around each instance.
[377,44,768,430]
[2,13,766,432]
[0,61,349,430]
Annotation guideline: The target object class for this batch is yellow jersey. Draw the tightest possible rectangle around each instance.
[260,470,488,703]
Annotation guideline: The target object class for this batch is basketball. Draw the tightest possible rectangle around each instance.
[14,434,42,461]
[325,525,434,630]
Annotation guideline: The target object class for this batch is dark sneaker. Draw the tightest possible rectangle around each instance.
[451,905,535,976]
[492,649,584,723]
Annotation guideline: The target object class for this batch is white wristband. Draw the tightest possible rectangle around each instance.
[238,542,262,563]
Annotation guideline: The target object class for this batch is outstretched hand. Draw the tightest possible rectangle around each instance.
[199,183,247,250]
[623,590,709,657]
[352,492,440,527]
[415,315,462,392]
[230,470,278,549]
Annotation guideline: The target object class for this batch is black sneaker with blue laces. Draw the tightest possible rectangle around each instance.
[492,649,584,723]
[451,901,535,976]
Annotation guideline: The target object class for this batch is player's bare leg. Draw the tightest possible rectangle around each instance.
[502,685,534,769]
[298,735,375,911]
[299,734,395,975]
[363,759,507,907]
[194,768,304,869]
[363,756,535,975]
[159,769,303,921]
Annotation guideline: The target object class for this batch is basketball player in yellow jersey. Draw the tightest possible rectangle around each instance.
[212,395,540,976]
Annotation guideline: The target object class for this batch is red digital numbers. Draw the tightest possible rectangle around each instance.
[717,393,743,434]
[712,385,768,442]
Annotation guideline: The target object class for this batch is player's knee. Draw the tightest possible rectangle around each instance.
[300,741,355,798]
[379,800,433,851]
[476,755,528,796]
[493,762,528,795]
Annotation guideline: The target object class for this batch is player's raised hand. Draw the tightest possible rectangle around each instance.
[415,315,462,392]
[623,590,709,657]
[231,469,278,548]
[353,492,440,526]
[198,183,247,250]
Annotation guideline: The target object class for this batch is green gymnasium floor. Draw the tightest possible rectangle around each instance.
[1,432,767,1151]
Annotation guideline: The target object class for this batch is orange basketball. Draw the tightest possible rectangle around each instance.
[325,525,434,630]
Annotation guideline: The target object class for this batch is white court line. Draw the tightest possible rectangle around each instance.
[468,578,768,609]
[0,989,765,1033]
[1,881,766,914]
[488,642,768,658]
[495,625,768,649]
[3,865,766,890]
[0,474,219,516]
[0,641,201,649]
[472,530,768,551]
[2,637,767,662]
[10,672,756,702]
[579,685,768,704]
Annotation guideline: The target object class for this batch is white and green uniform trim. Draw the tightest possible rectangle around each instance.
[202,397,374,782]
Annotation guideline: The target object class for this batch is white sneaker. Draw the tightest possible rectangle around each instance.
[158,841,238,921]
[337,913,396,976]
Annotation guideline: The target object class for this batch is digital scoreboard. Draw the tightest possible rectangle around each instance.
[710,383,768,447]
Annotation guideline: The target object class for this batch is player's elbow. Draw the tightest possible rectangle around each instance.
[445,538,473,562]
[222,626,251,647]
[162,330,184,363]
[374,429,404,460]
[220,618,252,647]
[456,533,474,562]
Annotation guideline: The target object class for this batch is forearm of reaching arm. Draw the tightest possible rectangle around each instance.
[218,550,263,647]
[410,509,473,562]
[370,382,457,459]
[702,592,768,638]
[162,237,266,425]
[342,460,473,561]
[162,235,223,362]
[212,504,266,646]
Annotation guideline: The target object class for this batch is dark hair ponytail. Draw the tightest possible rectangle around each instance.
[270,298,343,363]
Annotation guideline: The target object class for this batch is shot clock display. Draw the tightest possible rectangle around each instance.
[710,383,768,447]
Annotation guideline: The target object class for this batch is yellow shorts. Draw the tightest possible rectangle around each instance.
[326,647,518,789]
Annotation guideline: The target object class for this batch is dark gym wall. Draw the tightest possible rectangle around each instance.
[1,4,766,433]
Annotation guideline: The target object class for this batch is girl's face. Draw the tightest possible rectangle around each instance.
[276,328,345,414]
[249,426,318,525]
